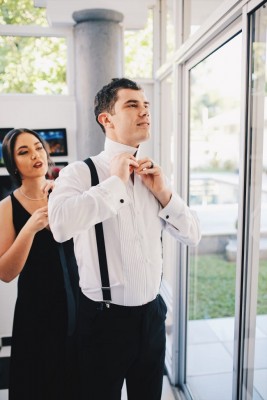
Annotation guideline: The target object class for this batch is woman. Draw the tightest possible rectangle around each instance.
[0,128,77,400]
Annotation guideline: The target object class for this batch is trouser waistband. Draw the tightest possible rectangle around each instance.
[80,291,159,315]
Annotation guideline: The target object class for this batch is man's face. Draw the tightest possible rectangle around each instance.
[106,88,151,147]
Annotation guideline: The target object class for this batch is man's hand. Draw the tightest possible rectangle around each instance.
[110,153,139,183]
[136,158,172,207]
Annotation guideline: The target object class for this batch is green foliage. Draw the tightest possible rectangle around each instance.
[124,10,153,79]
[257,260,267,313]
[0,0,48,26]
[189,254,267,320]
[0,0,67,94]
[0,36,67,94]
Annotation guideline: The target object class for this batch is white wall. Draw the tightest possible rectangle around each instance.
[0,94,77,175]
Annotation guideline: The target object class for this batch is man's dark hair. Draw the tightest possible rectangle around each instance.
[94,78,142,133]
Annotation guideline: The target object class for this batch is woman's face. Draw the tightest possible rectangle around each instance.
[13,133,48,180]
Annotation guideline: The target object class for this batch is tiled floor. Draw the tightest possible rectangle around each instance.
[187,315,267,400]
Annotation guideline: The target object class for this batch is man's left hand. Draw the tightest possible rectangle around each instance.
[136,158,172,207]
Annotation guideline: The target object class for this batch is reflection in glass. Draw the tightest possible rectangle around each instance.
[124,9,153,79]
[165,0,176,62]
[250,5,267,400]
[183,0,222,40]
[160,73,175,371]
[187,34,242,399]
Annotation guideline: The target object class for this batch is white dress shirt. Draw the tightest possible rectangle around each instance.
[48,138,201,306]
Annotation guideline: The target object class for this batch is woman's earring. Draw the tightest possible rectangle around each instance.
[14,169,18,174]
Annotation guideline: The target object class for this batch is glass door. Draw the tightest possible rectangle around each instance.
[187,34,242,400]
[245,4,267,399]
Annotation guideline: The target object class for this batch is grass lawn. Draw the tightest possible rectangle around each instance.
[189,254,267,320]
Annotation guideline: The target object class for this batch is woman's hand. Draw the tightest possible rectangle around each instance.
[41,179,55,196]
[24,206,49,235]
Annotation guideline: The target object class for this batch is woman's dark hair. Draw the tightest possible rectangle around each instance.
[2,128,53,186]
[94,77,142,133]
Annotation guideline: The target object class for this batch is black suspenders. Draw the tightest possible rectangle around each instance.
[83,158,112,302]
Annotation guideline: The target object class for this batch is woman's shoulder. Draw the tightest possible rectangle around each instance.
[0,193,12,207]
[0,193,13,220]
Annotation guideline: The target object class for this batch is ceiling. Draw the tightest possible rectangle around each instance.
[33,0,156,29]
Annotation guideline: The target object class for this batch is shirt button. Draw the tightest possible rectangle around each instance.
[166,215,169,219]
[120,199,124,203]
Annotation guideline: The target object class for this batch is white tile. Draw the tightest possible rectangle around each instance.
[221,340,234,357]
[255,339,267,369]
[187,342,233,375]
[187,373,233,400]
[188,319,219,344]
[121,381,127,400]
[0,390,8,400]
[257,315,267,336]
[254,369,267,400]
[162,376,175,400]
[0,347,11,358]
[207,317,234,341]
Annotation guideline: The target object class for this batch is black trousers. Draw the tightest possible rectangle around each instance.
[77,292,167,400]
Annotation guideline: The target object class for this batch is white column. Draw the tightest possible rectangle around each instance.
[73,9,124,158]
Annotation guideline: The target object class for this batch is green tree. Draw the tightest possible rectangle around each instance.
[124,9,153,79]
[0,35,67,94]
[0,0,47,26]
[0,0,67,94]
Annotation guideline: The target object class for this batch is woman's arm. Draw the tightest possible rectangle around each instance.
[0,197,49,282]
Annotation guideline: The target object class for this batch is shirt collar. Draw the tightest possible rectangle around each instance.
[103,137,139,161]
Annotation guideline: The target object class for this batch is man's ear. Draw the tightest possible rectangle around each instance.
[98,113,114,129]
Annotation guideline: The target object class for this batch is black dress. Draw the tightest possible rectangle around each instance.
[8,193,77,400]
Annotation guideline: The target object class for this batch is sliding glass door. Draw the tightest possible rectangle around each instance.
[246,4,267,399]
[187,34,242,400]
[185,4,267,399]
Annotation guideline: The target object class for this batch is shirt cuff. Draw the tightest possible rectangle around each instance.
[158,192,187,227]
[99,176,130,210]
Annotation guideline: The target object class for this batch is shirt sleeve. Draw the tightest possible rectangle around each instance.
[48,161,130,242]
[158,191,201,246]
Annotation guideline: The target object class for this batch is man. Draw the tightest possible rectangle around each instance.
[48,78,201,400]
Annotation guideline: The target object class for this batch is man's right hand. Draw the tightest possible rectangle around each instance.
[110,153,139,183]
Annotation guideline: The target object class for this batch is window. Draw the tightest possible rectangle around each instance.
[124,9,153,79]
[0,0,67,95]
[187,34,242,399]
[183,0,224,40]
[247,4,267,398]
[0,36,67,94]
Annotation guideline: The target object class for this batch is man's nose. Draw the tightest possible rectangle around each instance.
[139,107,149,117]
